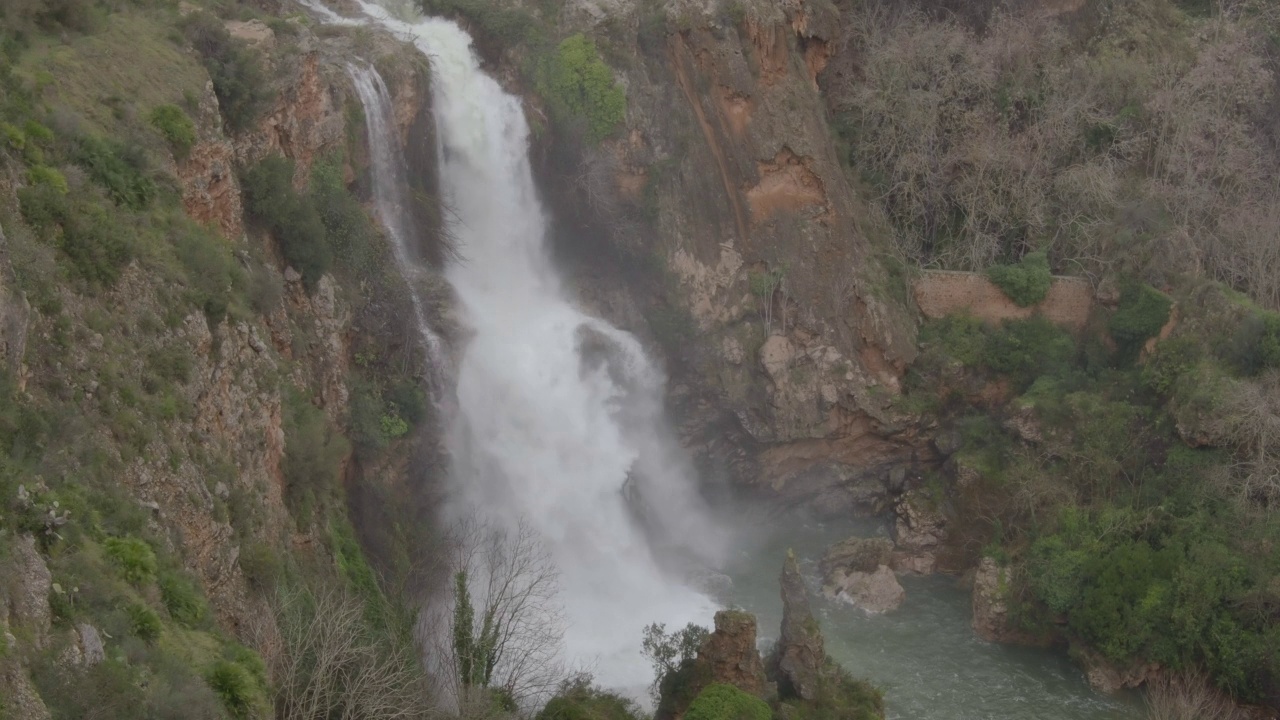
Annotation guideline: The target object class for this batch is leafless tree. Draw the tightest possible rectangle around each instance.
[268,585,433,720]
[1144,671,1248,720]
[1209,371,1280,504]
[423,516,566,713]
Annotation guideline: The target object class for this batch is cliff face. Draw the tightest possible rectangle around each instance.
[0,10,437,713]
[529,0,930,515]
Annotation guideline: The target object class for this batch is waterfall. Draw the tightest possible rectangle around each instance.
[316,0,726,694]
[345,63,449,394]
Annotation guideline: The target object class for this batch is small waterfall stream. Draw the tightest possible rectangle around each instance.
[327,0,725,694]
[345,63,449,393]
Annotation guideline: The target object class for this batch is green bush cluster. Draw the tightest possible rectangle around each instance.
[684,683,770,720]
[159,571,207,626]
[1108,282,1172,359]
[986,251,1052,307]
[281,388,349,527]
[126,602,163,643]
[917,314,1077,390]
[182,12,273,133]
[538,676,643,720]
[207,659,265,720]
[241,155,331,289]
[541,34,626,144]
[73,134,156,210]
[18,184,136,286]
[780,663,884,720]
[149,104,197,158]
[103,536,158,585]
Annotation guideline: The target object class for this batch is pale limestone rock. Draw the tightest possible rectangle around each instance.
[7,535,52,641]
[760,334,795,379]
[826,565,905,614]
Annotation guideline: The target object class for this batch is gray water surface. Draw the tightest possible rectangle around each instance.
[714,514,1145,720]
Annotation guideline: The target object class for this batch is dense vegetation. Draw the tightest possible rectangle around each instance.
[0,0,436,717]
[827,0,1280,308]
[906,288,1280,703]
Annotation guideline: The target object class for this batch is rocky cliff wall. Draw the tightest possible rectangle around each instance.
[523,0,932,516]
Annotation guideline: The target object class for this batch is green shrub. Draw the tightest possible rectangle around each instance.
[170,217,246,322]
[987,251,1053,307]
[60,201,135,286]
[541,34,626,144]
[918,314,986,367]
[684,683,770,720]
[27,165,68,194]
[241,155,331,289]
[159,572,206,626]
[1224,310,1280,376]
[281,389,349,526]
[149,104,197,158]
[17,180,71,236]
[1108,283,1172,359]
[182,13,273,133]
[538,675,643,720]
[73,134,156,210]
[126,602,163,643]
[1140,335,1201,395]
[238,542,281,593]
[982,316,1076,388]
[309,154,378,273]
[781,664,884,720]
[207,660,260,720]
[1028,534,1090,615]
[103,537,157,585]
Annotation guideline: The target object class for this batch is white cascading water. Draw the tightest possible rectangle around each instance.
[313,0,727,694]
[345,62,449,393]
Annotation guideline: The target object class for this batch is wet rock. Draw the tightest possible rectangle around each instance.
[826,565,905,614]
[972,558,1050,646]
[820,537,903,613]
[697,610,767,696]
[889,490,946,575]
[820,536,892,578]
[767,551,824,701]
[1076,645,1161,693]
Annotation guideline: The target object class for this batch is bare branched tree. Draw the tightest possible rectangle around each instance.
[424,516,566,713]
[268,585,432,720]
[1144,671,1248,720]
[1209,371,1280,504]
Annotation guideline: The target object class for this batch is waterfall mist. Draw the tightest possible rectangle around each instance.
[326,0,728,695]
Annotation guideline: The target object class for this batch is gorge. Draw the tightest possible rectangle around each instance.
[1,0,1278,718]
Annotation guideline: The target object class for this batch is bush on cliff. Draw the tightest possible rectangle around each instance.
[987,251,1052,307]
[182,12,273,133]
[684,683,770,720]
[1108,282,1172,360]
[241,155,331,289]
[541,34,626,144]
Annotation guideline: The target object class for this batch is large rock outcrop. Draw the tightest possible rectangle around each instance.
[971,557,1050,646]
[890,490,948,575]
[767,551,825,701]
[820,537,904,614]
[696,610,768,697]
[533,0,931,515]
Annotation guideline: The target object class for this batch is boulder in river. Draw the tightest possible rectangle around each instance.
[820,537,904,613]
[826,565,905,614]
